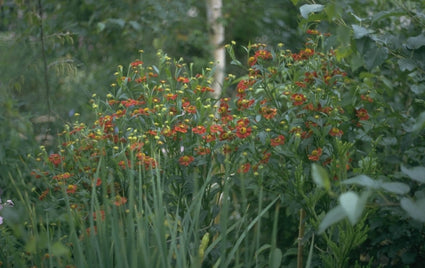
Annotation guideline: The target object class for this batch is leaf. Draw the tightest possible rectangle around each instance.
[318,205,346,234]
[364,45,388,70]
[352,24,373,39]
[407,33,425,50]
[342,175,379,189]
[270,248,283,268]
[339,192,360,225]
[51,241,70,257]
[400,198,425,222]
[398,58,416,72]
[380,182,410,194]
[300,4,324,19]
[311,163,330,191]
[401,165,425,183]
[404,112,425,133]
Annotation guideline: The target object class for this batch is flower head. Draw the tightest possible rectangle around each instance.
[179,155,195,166]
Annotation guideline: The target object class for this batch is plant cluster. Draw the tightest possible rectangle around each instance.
[2,29,424,267]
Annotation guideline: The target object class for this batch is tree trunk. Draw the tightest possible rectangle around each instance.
[206,0,225,99]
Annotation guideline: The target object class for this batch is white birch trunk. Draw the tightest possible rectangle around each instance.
[206,0,225,99]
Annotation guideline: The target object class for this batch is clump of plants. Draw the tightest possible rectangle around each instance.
[2,31,424,267]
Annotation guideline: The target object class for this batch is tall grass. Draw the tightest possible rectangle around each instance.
[4,156,283,267]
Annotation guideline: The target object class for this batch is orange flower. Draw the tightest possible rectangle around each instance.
[174,123,188,133]
[195,146,211,155]
[235,126,252,139]
[179,155,194,166]
[329,127,343,137]
[356,108,369,121]
[260,106,277,119]
[66,184,77,194]
[271,135,285,147]
[238,163,251,173]
[114,195,128,206]
[177,76,189,83]
[192,125,206,135]
[130,60,143,67]
[48,154,64,167]
[291,93,306,106]
[308,148,322,161]
[210,124,223,133]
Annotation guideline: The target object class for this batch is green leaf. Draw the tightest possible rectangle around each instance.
[342,175,379,189]
[364,45,388,70]
[270,248,283,268]
[339,191,362,225]
[407,33,425,50]
[401,165,425,183]
[380,182,410,194]
[311,163,330,191]
[318,205,346,234]
[398,58,416,72]
[300,4,324,19]
[352,24,373,39]
[404,112,425,133]
[400,198,425,222]
[51,241,70,257]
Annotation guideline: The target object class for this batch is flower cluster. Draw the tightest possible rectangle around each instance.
[30,34,379,234]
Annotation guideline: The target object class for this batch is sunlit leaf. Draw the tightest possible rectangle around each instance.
[400,198,425,222]
[318,205,346,234]
[270,248,283,268]
[401,165,425,183]
[339,191,364,225]
[406,33,425,49]
[352,24,373,39]
[311,163,330,191]
[342,175,379,189]
[300,4,324,19]
[380,182,410,194]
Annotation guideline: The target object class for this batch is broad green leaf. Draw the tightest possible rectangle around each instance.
[364,45,388,70]
[407,112,425,132]
[352,24,373,39]
[290,0,299,5]
[401,165,425,183]
[311,163,330,191]
[407,33,425,50]
[270,248,283,268]
[318,205,346,234]
[342,175,379,189]
[300,4,324,19]
[398,58,416,72]
[380,182,410,195]
[400,198,425,222]
[339,191,361,225]
[51,241,70,257]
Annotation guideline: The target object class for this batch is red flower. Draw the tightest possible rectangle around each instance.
[66,184,77,194]
[192,125,207,135]
[174,123,189,133]
[179,155,194,166]
[271,135,285,147]
[235,126,252,139]
[329,127,343,137]
[93,210,105,221]
[308,147,322,161]
[291,93,307,106]
[177,76,189,83]
[114,195,128,206]
[203,134,216,143]
[166,93,178,101]
[130,60,143,67]
[260,106,277,119]
[48,154,64,167]
[238,163,251,173]
[356,108,369,121]
[210,124,224,133]
[184,105,197,114]
[254,49,272,60]
[195,146,211,155]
